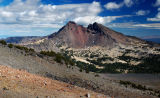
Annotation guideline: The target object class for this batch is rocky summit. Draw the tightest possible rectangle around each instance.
[6,21,156,51]
[48,21,133,48]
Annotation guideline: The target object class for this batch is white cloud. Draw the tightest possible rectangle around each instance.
[104,0,134,10]
[0,0,134,36]
[124,0,133,7]
[73,15,131,26]
[147,8,160,21]
[133,23,160,29]
[136,10,150,16]
[107,22,160,29]
[104,2,123,10]
[73,16,116,25]
[0,0,108,35]
[0,11,13,17]
[1,1,102,25]
[154,0,160,6]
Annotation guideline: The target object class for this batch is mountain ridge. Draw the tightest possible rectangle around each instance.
[4,21,159,49]
[47,21,133,48]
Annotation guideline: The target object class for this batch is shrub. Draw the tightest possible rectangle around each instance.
[90,54,99,58]
[79,68,83,72]
[8,44,13,48]
[85,69,90,73]
[14,45,35,53]
[54,53,63,64]
[40,51,56,56]
[0,40,7,45]
[95,74,100,77]
[40,51,75,66]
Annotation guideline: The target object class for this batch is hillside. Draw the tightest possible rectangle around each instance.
[15,21,160,74]
[0,65,107,98]
[0,42,158,98]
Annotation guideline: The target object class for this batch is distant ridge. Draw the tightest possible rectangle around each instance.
[142,36,160,44]
[5,36,42,44]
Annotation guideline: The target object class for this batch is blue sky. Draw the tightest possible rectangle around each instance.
[0,0,160,38]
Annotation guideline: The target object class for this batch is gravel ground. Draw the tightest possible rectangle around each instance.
[0,65,107,98]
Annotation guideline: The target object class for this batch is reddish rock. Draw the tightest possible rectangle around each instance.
[48,21,131,48]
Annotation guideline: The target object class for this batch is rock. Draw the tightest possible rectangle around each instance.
[85,93,91,98]
[3,87,9,90]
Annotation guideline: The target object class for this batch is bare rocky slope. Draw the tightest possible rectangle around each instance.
[0,65,107,98]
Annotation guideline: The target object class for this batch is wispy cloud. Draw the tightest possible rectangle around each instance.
[136,10,150,16]
[104,0,133,10]
[133,23,160,29]
[108,22,160,30]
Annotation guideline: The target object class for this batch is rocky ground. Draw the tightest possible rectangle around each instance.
[0,65,108,98]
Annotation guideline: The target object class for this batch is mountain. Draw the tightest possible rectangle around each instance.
[5,21,159,51]
[19,21,154,52]
[0,21,160,97]
[4,22,160,69]
[47,21,141,48]
[48,21,129,48]
[4,22,159,50]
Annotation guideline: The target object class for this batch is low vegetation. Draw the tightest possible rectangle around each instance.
[87,53,160,73]
[0,40,7,45]
[119,80,160,97]
[8,43,13,48]
[40,51,74,66]
[75,61,99,73]
[89,53,99,58]
[14,45,35,53]
[0,40,35,53]
[134,54,160,73]
[118,55,139,62]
